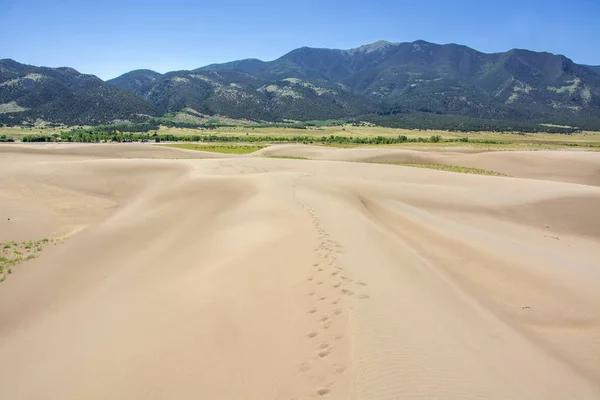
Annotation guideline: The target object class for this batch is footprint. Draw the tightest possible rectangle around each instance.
[333,309,342,315]
[317,281,324,285]
[342,289,355,296]
[307,291,315,296]
[334,334,344,340]
[333,283,341,289]
[308,308,317,314]
[331,299,339,305]
[316,388,330,396]
[307,277,314,281]
[308,331,318,338]
[323,321,332,329]
[299,362,311,372]
[356,294,369,299]
[320,316,329,322]
[318,267,323,272]
[313,263,320,267]
[332,364,346,374]
[331,271,339,276]
[317,343,330,350]
[355,281,368,286]
[318,349,330,358]
[319,296,327,301]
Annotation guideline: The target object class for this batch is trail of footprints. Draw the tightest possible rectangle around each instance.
[292,177,370,398]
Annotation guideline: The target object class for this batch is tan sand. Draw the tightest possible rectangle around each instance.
[1,143,599,399]
[258,144,600,186]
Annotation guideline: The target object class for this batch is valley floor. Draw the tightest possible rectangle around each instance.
[1,143,599,399]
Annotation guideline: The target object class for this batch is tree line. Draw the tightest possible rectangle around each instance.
[18,129,463,145]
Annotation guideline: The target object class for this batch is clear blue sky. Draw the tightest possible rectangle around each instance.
[1,0,598,80]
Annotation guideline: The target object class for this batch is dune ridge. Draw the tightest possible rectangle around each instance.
[257,144,600,186]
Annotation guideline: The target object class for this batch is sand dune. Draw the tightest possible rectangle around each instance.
[1,144,599,399]
[2,142,229,161]
[258,144,600,186]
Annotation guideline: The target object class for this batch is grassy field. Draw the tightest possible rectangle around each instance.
[154,125,600,150]
[3,125,600,151]
[162,143,266,154]
[0,126,73,139]
[322,141,599,151]
[385,163,508,176]
[157,124,598,141]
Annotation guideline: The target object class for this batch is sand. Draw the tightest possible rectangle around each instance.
[1,143,599,399]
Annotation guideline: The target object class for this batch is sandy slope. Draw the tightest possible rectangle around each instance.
[258,144,600,186]
[1,144,599,399]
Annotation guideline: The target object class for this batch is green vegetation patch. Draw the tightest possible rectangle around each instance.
[386,163,508,176]
[4,123,600,151]
[266,155,309,160]
[162,143,265,154]
[0,237,62,283]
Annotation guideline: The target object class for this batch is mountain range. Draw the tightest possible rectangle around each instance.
[2,40,600,129]
[0,59,159,125]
